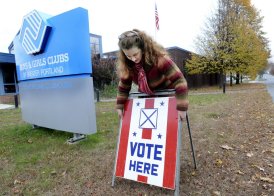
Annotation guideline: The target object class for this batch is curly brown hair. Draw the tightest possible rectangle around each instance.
[116,29,168,78]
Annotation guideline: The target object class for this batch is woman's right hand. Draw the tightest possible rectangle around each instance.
[117,109,123,119]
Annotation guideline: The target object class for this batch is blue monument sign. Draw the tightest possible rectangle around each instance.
[13,8,97,139]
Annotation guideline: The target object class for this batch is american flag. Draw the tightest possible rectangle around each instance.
[155,3,160,30]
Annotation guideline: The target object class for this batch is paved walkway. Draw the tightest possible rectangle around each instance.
[0,104,15,110]
[251,73,274,102]
[1,74,274,110]
[263,74,274,102]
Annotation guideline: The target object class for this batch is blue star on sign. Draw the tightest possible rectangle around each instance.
[157,133,162,139]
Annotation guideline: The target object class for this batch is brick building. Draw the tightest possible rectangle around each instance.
[103,46,221,88]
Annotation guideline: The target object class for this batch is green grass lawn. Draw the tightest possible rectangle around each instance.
[0,101,120,194]
[2,83,269,195]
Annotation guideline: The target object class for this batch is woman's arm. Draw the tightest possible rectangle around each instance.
[116,77,133,117]
[158,56,189,112]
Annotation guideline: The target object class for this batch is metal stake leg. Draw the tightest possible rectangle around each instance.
[174,119,182,196]
[186,113,197,169]
[112,120,123,187]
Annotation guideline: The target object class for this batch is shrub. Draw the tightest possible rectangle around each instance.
[92,56,118,90]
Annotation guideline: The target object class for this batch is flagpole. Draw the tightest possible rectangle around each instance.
[155,0,156,40]
[155,24,157,41]
[154,1,159,41]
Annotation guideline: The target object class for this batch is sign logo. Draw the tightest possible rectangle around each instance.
[19,10,51,55]
[14,8,92,81]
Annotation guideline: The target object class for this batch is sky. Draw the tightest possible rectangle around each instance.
[0,0,273,61]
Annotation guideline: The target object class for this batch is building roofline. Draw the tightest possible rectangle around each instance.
[0,52,15,64]
[165,46,193,53]
[89,33,102,38]
[103,46,194,55]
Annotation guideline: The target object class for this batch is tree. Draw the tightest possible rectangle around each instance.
[230,0,270,81]
[186,0,270,89]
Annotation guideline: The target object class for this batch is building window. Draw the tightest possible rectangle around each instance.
[90,34,102,58]
[90,37,99,55]
[2,65,16,93]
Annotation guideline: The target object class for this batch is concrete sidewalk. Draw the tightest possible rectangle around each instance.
[0,104,15,110]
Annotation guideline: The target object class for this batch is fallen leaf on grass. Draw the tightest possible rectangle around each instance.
[262,149,274,154]
[12,188,20,194]
[212,191,221,196]
[260,176,274,183]
[246,152,254,157]
[251,175,257,182]
[61,170,67,176]
[252,164,265,172]
[220,144,233,150]
[218,133,224,137]
[215,159,223,166]
[14,179,22,185]
[84,181,93,188]
[236,170,244,175]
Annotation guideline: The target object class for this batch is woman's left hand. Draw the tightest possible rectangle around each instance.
[178,111,187,121]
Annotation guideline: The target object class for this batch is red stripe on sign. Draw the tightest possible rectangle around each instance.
[142,99,154,140]
[145,98,154,108]
[163,97,178,189]
[137,175,148,183]
[142,128,152,139]
[115,100,133,177]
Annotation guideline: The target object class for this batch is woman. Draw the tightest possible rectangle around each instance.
[116,29,189,120]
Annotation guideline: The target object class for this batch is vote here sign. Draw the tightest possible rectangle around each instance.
[115,97,179,189]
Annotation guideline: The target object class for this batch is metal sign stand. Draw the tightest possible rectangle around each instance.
[174,112,197,196]
[112,90,197,195]
[112,120,122,187]
[67,133,86,144]
[175,117,182,196]
[32,124,87,144]
[186,113,197,170]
